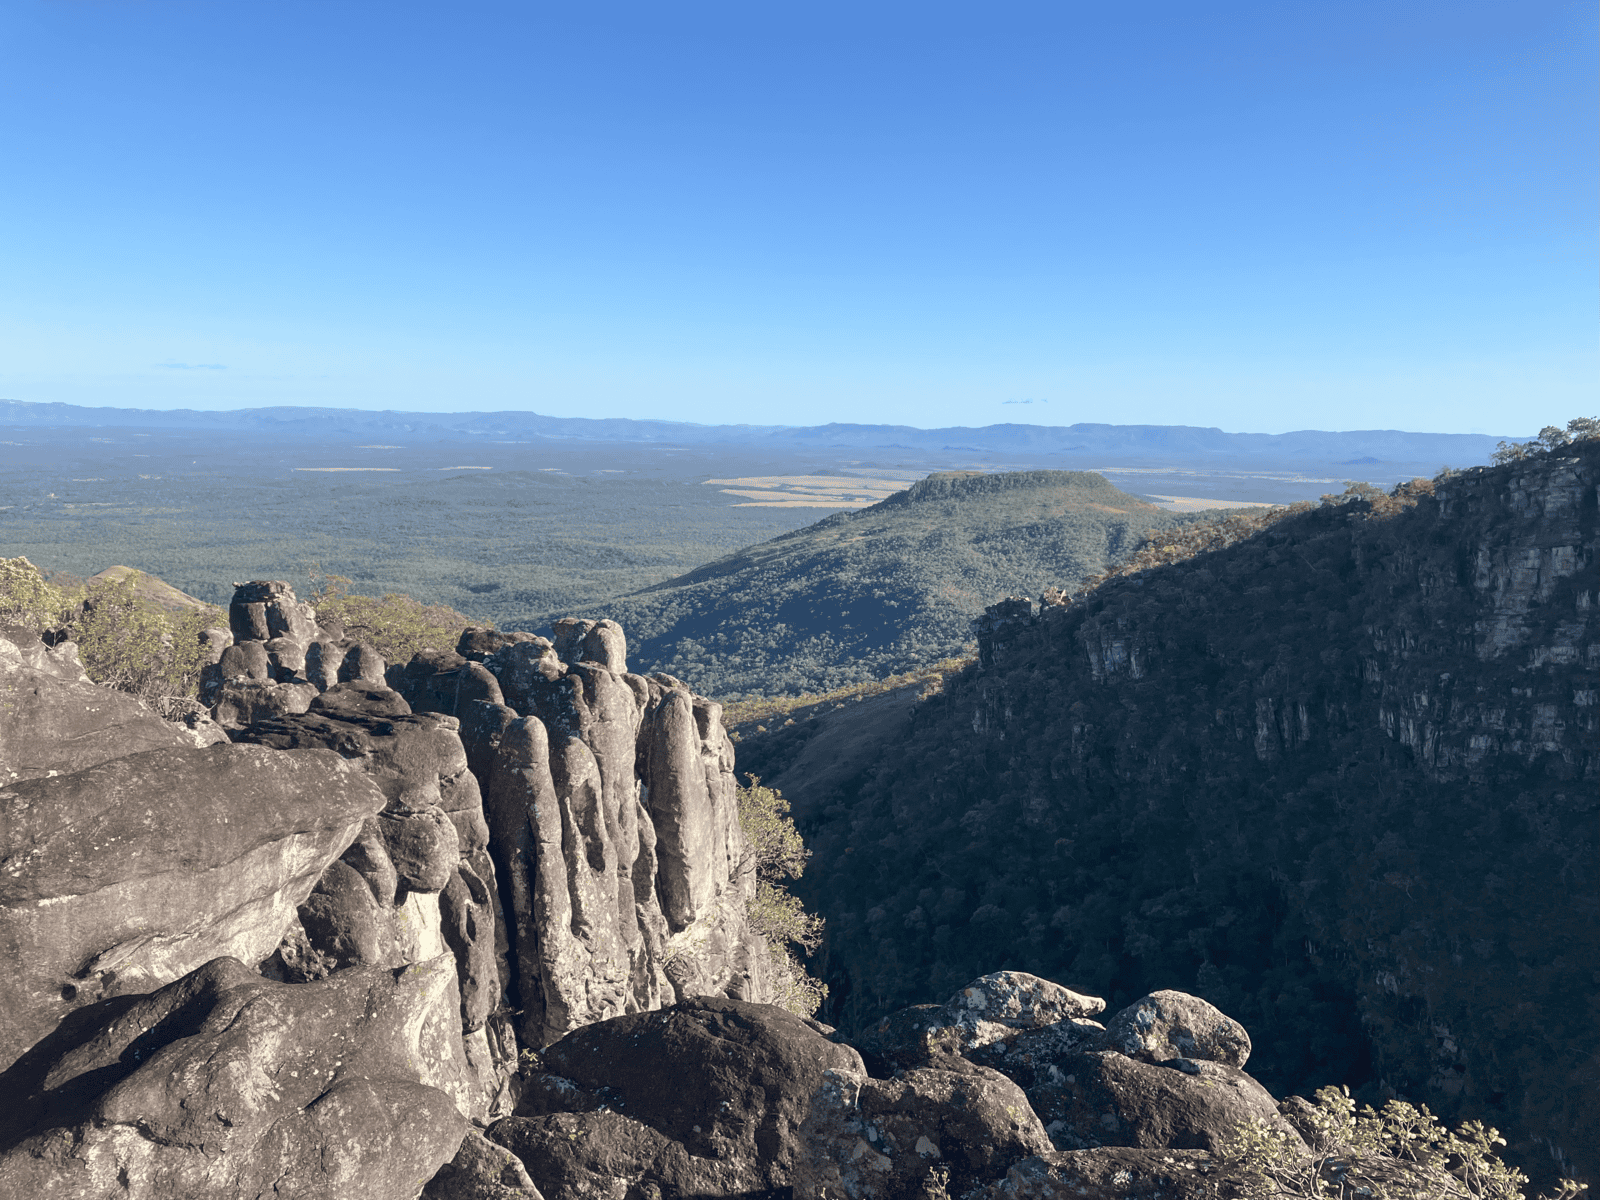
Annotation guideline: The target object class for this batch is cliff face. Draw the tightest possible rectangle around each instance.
[782,445,1597,1186]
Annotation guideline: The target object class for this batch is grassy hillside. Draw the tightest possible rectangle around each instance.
[563,470,1205,699]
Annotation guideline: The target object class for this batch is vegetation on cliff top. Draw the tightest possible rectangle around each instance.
[736,777,828,1017]
[306,567,480,665]
[1,556,222,699]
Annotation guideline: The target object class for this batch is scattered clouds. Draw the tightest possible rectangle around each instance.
[1002,398,1048,405]
[155,361,226,370]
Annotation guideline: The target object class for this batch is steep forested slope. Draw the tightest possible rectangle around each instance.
[753,447,1597,1187]
[572,471,1192,698]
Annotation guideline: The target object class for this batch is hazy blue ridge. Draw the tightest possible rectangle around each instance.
[0,399,1521,463]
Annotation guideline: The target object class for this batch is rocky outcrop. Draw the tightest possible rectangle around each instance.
[229,680,512,1119]
[202,578,386,724]
[0,955,472,1200]
[0,743,386,1072]
[395,623,774,1048]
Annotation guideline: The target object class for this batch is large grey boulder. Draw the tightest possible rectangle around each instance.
[1020,1050,1303,1153]
[1,629,188,784]
[0,955,472,1200]
[0,743,386,1072]
[1104,989,1252,1069]
[497,998,864,1197]
[794,1064,1054,1200]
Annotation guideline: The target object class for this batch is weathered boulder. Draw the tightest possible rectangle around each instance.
[0,955,472,1200]
[422,1128,545,1200]
[531,997,865,1190]
[1021,1051,1303,1154]
[216,638,270,682]
[855,974,1107,1072]
[209,677,318,727]
[1,630,188,783]
[0,626,91,682]
[794,1064,1054,1200]
[0,743,386,1072]
[457,626,540,663]
[1105,989,1252,1069]
[490,1112,750,1199]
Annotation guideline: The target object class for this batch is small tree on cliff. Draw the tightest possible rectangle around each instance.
[737,777,828,1018]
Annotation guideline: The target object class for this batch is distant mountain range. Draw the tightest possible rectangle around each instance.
[571,470,1194,698]
[0,399,1520,466]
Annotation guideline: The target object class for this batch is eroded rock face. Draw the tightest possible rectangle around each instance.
[460,630,770,1047]
[229,679,511,1115]
[1,629,188,784]
[0,744,386,1073]
[0,955,471,1200]
[794,1065,1054,1200]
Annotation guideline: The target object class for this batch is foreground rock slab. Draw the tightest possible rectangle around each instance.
[0,744,387,1071]
[0,955,472,1200]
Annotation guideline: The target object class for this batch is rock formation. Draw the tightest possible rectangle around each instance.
[393,617,772,1049]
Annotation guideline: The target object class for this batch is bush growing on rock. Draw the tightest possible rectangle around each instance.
[1221,1086,1587,1200]
[738,777,828,1017]
[0,558,221,699]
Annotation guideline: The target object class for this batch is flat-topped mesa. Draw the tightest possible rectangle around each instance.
[393,618,773,1049]
[203,580,387,727]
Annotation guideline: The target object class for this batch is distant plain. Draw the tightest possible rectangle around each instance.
[1,411,1490,661]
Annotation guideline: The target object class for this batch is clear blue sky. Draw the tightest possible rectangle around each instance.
[0,1,1592,435]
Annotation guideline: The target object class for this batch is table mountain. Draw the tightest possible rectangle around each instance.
[572,470,1194,698]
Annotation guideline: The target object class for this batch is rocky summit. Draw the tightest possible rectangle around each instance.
[0,444,1592,1199]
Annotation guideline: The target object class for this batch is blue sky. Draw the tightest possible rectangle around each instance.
[0,1,1591,435]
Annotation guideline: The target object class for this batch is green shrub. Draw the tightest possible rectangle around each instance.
[1220,1086,1586,1200]
[737,777,828,1017]
[71,571,223,700]
[0,556,73,629]
[307,567,481,665]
